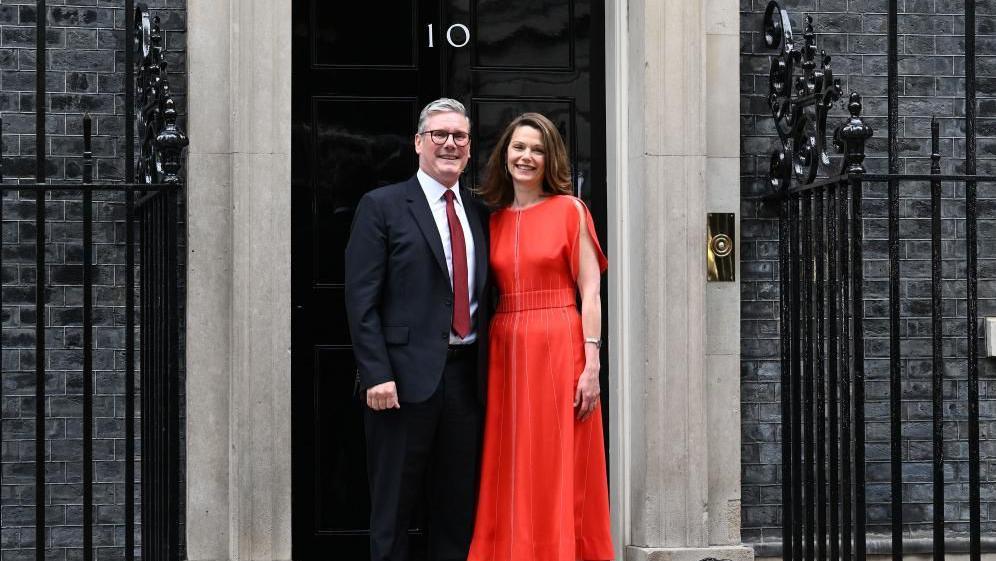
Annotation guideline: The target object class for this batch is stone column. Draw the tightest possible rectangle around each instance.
[185,0,232,559]
[609,0,752,559]
[186,1,293,560]
[705,0,746,548]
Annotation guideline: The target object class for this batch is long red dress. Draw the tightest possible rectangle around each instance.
[468,195,613,561]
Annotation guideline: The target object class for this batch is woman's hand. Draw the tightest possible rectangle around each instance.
[574,361,601,421]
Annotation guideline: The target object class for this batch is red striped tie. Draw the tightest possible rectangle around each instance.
[443,190,471,338]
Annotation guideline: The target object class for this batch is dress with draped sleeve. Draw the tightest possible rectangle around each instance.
[468,195,613,561]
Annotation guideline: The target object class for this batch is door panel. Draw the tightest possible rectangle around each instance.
[312,97,419,286]
[312,3,419,67]
[292,0,605,558]
[472,0,574,69]
[314,346,366,530]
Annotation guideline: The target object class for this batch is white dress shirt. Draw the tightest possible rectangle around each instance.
[417,169,478,344]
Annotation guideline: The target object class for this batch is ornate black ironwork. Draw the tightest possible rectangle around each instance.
[764,1,863,191]
[764,4,874,561]
[133,6,184,561]
[135,3,188,185]
[765,1,995,560]
[0,3,185,561]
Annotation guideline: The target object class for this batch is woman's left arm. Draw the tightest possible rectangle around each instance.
[574,201,603,422]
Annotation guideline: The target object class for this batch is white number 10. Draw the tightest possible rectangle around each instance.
[427,23,470,48]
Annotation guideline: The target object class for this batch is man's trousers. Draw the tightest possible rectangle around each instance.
[364,346,483,561]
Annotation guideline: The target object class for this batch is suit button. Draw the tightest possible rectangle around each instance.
[445,298,452,306]
[441,332,448,340]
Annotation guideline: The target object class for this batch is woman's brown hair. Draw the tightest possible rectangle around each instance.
[477,112,573,208]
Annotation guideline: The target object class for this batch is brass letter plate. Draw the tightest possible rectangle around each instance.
[707,213,736,282]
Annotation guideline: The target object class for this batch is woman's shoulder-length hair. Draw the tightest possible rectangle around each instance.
[476,112,573,208]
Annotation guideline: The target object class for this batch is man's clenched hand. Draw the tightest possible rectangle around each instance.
[366,381,401,411]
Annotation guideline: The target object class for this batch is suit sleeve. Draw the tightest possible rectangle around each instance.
[344,194,394,391]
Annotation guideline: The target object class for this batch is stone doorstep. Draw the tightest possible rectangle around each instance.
[624,545,755,561]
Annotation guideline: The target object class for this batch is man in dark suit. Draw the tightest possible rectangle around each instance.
[345,98,489,561]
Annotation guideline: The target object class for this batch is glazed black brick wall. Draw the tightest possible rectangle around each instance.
[0,1,185,560]
[741,0,996,547]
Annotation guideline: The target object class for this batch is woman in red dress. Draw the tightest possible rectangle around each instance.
[468,113,613,561]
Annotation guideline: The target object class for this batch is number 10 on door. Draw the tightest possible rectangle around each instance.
[427,23,470,48]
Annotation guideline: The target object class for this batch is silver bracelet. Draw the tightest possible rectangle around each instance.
[584,337,602,348]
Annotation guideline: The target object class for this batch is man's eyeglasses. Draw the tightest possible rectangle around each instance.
[421,129,470,146]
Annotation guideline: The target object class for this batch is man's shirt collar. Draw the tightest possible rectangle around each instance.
[417,169,462,206]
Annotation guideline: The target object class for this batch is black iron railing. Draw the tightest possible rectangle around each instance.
[0,2,186,561]
[763,1,991,559]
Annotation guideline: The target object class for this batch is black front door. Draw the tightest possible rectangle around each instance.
[290,1,606,558]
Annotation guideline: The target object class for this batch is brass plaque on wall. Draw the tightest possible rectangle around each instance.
[707,213,735,282]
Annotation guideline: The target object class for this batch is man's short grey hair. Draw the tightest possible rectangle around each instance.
[417,98,470,133]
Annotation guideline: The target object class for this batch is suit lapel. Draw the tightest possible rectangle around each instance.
[462,188,488,298]
[406,177,448,277]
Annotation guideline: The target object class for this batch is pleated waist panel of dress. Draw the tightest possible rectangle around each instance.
[496,288,576,313]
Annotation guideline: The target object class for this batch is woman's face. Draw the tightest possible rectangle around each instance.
[506,125,545,190]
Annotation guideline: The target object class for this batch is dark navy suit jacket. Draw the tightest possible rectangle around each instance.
[344,175,490,403]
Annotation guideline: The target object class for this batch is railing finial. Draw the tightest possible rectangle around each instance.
[156,99,188,185]
[833,92,873,176]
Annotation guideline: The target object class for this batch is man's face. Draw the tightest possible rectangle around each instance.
[415,111,471,187]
